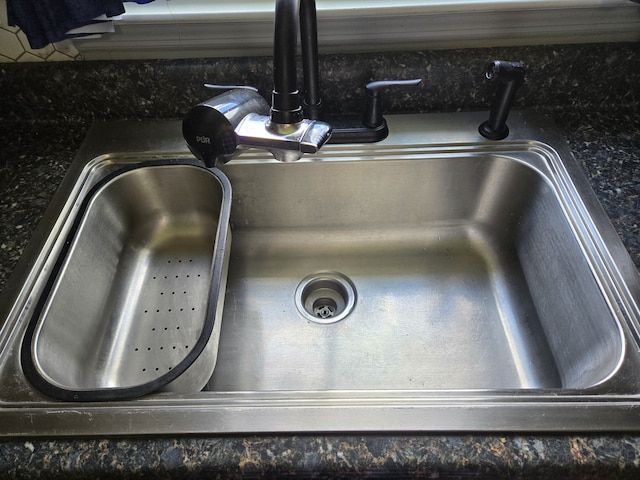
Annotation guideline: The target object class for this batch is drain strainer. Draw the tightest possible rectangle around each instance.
[295,271,357,324]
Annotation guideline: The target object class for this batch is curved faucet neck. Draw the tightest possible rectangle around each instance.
[272,0,321,125]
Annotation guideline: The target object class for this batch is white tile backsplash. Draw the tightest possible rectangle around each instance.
[0,0,81,63]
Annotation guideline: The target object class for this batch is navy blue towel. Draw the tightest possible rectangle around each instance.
[7,0,155,50]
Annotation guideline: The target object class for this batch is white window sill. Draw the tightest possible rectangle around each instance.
[75,0,640,60]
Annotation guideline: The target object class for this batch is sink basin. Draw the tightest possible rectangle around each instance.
[1,112,640,436]
[211,153,617,392]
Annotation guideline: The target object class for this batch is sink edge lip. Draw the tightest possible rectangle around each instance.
[4,395,640,436]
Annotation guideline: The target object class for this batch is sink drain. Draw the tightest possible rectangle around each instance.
[295,272,356,324]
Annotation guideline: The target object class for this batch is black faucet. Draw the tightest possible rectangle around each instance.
[274,0,421,143]
[272,0,322,123]
[272,0,310,125]
[183,0,332,165]
[183,0,419,166]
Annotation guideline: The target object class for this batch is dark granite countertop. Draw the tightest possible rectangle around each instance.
[1,43,639,478]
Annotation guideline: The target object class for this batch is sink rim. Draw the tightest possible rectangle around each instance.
[2,112,640,435]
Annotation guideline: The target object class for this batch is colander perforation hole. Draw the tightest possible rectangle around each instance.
[127,255,209,381]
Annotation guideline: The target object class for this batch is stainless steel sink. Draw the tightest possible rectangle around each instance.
[2,112,640,436]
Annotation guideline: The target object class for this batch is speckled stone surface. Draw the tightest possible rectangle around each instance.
[0,42,639,478]
[0,434,639,479]
[0,121,89,290]
[1,43,638,123]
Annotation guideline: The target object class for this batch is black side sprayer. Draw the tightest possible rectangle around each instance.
[479,60,525,140]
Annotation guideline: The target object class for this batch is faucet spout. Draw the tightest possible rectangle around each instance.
[183,0,331,165]
[272,0,322,124]
[271,0,303,125]
[262,0,330,159]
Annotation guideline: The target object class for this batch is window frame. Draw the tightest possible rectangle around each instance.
[75,0,640,60]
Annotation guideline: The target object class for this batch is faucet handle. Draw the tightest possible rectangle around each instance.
[327,78,422,145]
[363,79,422,128]
[204,84,259,93]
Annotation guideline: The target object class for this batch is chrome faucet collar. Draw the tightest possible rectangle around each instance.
[235,113,332,162]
